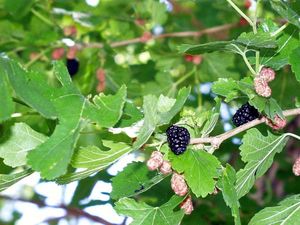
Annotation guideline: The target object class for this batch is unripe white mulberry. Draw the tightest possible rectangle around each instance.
[254,77,272,97]
[147,151,163,171]
[180,195,194,215]
[259,67,276,82]
[159,160,172,175]
[171,173,188,196]
[293,157,300,176]
[265,115,287,130]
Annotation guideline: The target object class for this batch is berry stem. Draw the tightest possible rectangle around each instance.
[226,0,254,27]
[190,108,300,149]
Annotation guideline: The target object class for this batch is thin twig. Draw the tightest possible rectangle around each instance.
[79,22,238,49]
[190,108,300,148]
[0,195,117,225]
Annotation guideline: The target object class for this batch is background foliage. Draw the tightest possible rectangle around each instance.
[0,0,300,224]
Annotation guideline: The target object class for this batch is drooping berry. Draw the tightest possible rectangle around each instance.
[146,151,164,171]
[171,173,188,196]
[180,195,194,215]
[66,58,79,76]
[232,103,259,127]
[254,77,272,97]
[293,157,300,176]
[166,125,190,155]
[159,160,172,175]
[265,115,287,130]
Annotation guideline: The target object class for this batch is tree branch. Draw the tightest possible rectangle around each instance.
[79,22,238,49]
[0,195,117,225]
[190,108,300,149]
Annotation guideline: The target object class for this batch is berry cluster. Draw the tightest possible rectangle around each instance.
[232,102,259,127]
[166,125,190,155]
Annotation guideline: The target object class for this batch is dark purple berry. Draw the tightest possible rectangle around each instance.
[66,58,79,76]
[166,125,190,155]
[232,102,259,127]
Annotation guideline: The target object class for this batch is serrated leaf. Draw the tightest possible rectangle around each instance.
[219,164,241,225]
[212,78,239,102]
[289,47,300,83]
[115,195,184,225]
[236,32,277,49]
[132,95,159,150]
[0,58,57,119]
[84,85,127,128]
[0,169,33,192]
[115,101,143,128]
[111,162,158,200]
[0,72,14,122]
[178,41,238,55]
[158,87,191,125]
[270,1,300,29]
[249,194,300,225]
[27,94,86,179]
[235,128,288,199]
[170,149,221,197]
[0,123,47,168]
[57,141,131,184]
[201,98,221,137]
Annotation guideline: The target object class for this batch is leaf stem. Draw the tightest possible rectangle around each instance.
[190,108,300,149]
[226,0,254,27]
[271,23,289,37]
[242,52,256,75]
[31,9,56,28]
[253,0,260,73]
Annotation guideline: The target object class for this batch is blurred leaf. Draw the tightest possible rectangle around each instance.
[235,128,288,198]
[170,149,221,198]
[0,169,32,192]
[289,47,300,83]
[212,78,240,102]
[179,41,237,55]
[270,0,300,29]
[111,162,159,200]
[249,194,300,225]
[219,164,241,225]
[0,72,14,122]
[0,123,47,168]
[4,0,35,19]
[115,195,184,225]
[84,85,127,128]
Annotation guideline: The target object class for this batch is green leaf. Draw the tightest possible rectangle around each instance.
[115,102,143,128]
[132,95,159,150]
[158,86,191,125]
[289,47,300,83]
[170,149,221,198]
[178,41,238,55]
[27,94,86,180]
[212,78,240,102]
[219,164,241,225]
[235,128,288,199]
[0,123,47,168]
[57,141,131,183]
[249,194,300,225]
[84,85,127,128]
[201,97,221,137]
[0,58,57,119]
[4,0,35,19]
[0,72,14,122]
[0,169,33,192]
[270,1,300,29]
[111,162,158,200]
[115,195,185,225]
[236,32,277,49]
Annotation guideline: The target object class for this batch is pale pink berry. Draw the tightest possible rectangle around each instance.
[146,151,163,171]
[212,187,219,195]
[293,157,300,176]
[254,77,272,97]
[159,160,172,175]
[171,173,188,196]
[259,67,275,82]
[266,115,287,130]
[180,195,194,215]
